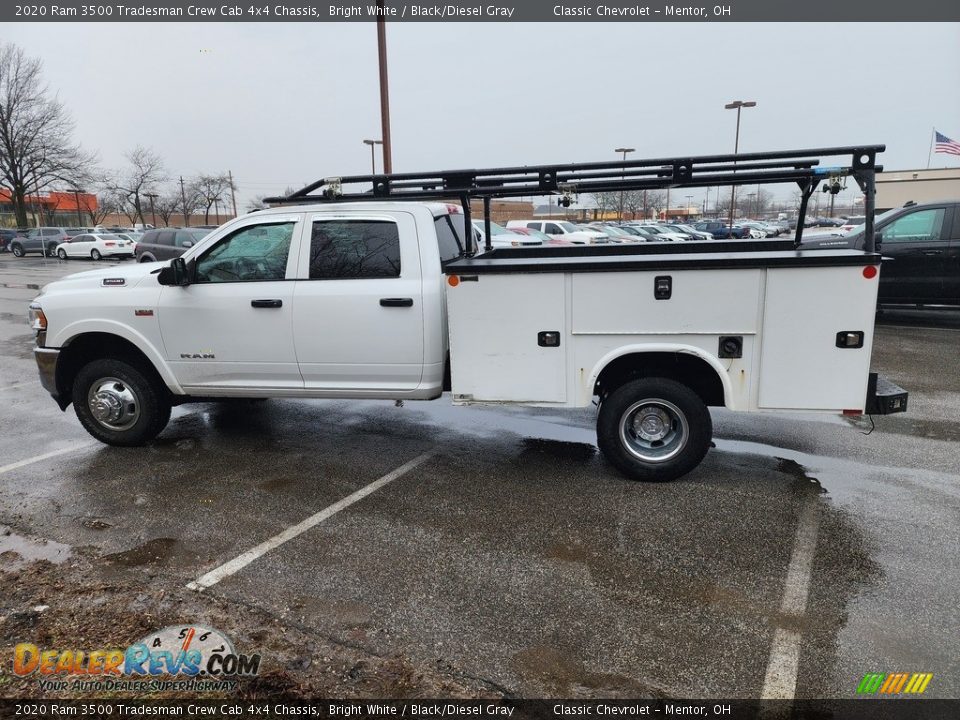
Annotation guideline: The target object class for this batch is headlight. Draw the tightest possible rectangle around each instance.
[28,302,47,332]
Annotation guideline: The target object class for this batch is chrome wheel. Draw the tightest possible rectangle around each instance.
[91,249,101,260]
[57,248,67,259]
[87,377,141,431]
[619,398,688,463]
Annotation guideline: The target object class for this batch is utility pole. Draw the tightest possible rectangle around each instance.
[228,170,238,218]
[724,100,757,228]
[614,147,634,222]
[144,192,158,227]
[179,176,189,227]
[376,0,393,173]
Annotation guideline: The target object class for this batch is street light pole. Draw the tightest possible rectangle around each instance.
[363,139,383,175]
[614,147,634,221]
[724,100,756,229]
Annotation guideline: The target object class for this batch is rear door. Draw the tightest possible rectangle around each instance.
[877,205,952,303]
[67,234,93,257]
[292,212,425,392]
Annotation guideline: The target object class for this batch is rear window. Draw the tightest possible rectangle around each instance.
[435,215,464,264]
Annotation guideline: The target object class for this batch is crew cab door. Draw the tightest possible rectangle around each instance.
[292,212,424,392]
[877,205,952,303]
[157,215,303,390]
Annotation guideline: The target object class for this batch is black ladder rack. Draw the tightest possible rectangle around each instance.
[264,145,884,253]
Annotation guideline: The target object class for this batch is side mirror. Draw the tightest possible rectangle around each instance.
[158,257,189,286]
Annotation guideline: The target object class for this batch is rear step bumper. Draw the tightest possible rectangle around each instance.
[866,373,908,415]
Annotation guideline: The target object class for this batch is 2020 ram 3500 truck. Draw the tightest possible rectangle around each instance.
[29,148,908,482]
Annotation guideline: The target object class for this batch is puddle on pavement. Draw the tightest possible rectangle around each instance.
[0,525,71,569]
[774,457,827,495]
[101,538,177,567]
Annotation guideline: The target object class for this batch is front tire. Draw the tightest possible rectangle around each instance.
[57,248,67,260]
[11,243,24,257]
[597,377,712,482]
[72,358,171,446]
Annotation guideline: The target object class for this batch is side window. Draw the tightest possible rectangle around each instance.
[155,231,176,246]
[195,222,294,283]
[884,209,945,243]
[434,215,464,265]
[310,220,400,280]
[526,222,540,230]
[544,223,561,234]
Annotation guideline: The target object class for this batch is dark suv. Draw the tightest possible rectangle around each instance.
[10,227,71,257]
[798,200,960,306]
[692,221,749,239]
[135,228,210,263]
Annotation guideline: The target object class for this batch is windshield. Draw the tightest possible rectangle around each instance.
[559,222,577,233]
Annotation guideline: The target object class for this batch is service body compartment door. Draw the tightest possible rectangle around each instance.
[448,273,567,403]
[758,265,878,410]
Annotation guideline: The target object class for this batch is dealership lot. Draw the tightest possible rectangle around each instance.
[1,255,958,699]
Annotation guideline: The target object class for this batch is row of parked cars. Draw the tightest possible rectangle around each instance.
[0,225,214,263]
[471,217,791,248]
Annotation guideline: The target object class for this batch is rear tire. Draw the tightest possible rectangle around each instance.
[91,248,101,260]
[72,358,171,446]
[597,377,712,482]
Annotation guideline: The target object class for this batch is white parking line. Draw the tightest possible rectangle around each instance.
[761,500,820,699]
[186,450,437,592]
[0,443,95,475]
[0,380,39,392]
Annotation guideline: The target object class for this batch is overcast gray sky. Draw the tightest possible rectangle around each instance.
[10,22,960,208]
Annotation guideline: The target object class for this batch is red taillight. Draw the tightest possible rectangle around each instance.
[105,242,116,247]
[863,265,878,279]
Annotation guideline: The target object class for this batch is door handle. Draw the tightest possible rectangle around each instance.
[380,298,414,307]
[251,299,283,308]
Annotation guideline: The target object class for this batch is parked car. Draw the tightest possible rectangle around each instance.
[135,228,211,263]
[10,227,71,257]
[797,201,960,306]
[510,226,572,246]
[633,224,691,242]
[470,220,542,249]
[506,219,608,244]
[737,222,769,238]
[64,227,96,238]
[0,228,19,252]
[692,221,749,239]
[55,233,135,260]
[617,225,660,242]
[665,223,713,241]
[583,224,636,243]
[839,216,867,234]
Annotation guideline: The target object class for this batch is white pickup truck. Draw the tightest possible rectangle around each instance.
[29,147,907,481]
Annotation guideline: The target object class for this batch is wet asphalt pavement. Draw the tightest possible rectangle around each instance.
[1,254,958,699]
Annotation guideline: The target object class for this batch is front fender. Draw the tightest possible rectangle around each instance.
[51,319,184,394]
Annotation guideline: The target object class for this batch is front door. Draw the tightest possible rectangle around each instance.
[878,206,952,303]
[292,212,424,392]
[158,216,304,391]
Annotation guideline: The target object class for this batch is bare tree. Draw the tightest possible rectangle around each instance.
[589,192,619,220]
[111,146,165,225]
[0,43,96,227]
[645,190,667,219]
[154,191,180,226]
[87,192,116,225]
[194,174,232,224]
[622,190,646,221]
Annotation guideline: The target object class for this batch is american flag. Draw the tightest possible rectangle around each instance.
[934,131,960,156]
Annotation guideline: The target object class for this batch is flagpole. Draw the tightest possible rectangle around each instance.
[927,126,935,169]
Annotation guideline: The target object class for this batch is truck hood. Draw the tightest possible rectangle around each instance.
[39,261,164,296]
